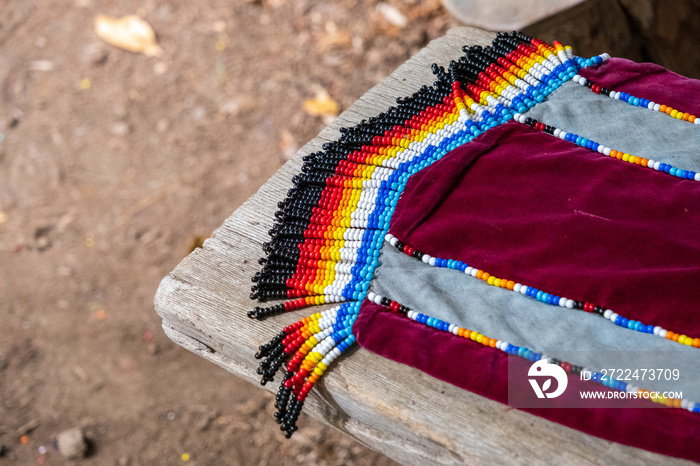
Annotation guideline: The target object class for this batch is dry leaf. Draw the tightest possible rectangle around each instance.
[94,15,162,57]
[376,3,408,27]
[303,90,339,121]
[317,22,352,52]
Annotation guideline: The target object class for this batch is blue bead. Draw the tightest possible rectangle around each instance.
[689,171,696,180]
[620,317,629,327]
[614,315,622,325]
[670,167,677,176]
[627,320,635,329]
[536,291,544,301]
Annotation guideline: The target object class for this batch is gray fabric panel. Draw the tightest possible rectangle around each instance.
[371,245,700,397]
[524,81,700,173]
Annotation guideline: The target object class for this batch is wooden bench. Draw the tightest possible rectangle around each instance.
[154,27,692,465]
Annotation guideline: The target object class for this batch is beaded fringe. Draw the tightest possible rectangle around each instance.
[250,31,590,437]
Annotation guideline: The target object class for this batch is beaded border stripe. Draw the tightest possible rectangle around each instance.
[365,290,700,414]
[384,233,700,348]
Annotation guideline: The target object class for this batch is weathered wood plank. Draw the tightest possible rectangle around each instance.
[155,27,692,466]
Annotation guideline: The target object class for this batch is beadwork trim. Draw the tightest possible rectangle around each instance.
[384,233,700,349]
[249,31,628,437]
[365,290,700,414]
[513,112,700,181]
[573,56,700,127]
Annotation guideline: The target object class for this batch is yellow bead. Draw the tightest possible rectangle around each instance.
[476,334,484,343]
[487,276,496,286]
[622,153,630,162]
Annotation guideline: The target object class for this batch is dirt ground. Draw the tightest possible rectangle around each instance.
[0,1,457,464]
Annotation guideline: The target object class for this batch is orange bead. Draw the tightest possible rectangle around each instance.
[641,158,649,167]
[476,270,484,279]
[690,115,696,123]
[683,112,690,121]
[458,328,465,337]
[693,338,700,348]
[659,105,667,113]
[665,106,673,115]
[506,280,515,290]
[489,338,497,347]
[609,150,618,158]
[482,272,490,281]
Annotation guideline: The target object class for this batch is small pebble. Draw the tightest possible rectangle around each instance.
[56,427,87,459]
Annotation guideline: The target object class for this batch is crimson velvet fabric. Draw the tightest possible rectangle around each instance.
[353,58,700,461]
